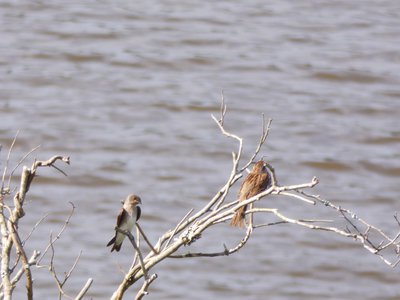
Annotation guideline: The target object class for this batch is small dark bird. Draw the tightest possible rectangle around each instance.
[107,194,142,252]
[230,160,271,228]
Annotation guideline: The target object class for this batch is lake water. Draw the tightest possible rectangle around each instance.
[1,1,400,299]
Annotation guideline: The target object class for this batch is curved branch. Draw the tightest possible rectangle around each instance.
[111,99,400,300]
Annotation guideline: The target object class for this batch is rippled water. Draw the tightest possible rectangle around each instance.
[1,1,400,299]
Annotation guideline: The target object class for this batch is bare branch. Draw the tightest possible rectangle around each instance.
[1,148,89,300]
[0,198,13,299]
[1,131,19,194]
[111,99,400,300]
[63,251,83,285]
[7,145,41,191]
[74,278,93,300]
[32,155,71,169]
[115,227,149,279]
[254,218,334,229]
[242,116,273,172]
[248,207,400,267]
[278,191,316,205]
[47,232,64,299]
[163,208,194,251]
[217,91,228,125]
[9,221,33,300]
[37,202,75,264]
[10,251,40,287]
[22,213,49,246]
[169,226,253,258]
[33,201,90,299]
[134,274,158,300]
[136,223,158,255]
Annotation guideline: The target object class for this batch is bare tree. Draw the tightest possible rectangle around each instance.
[1,99,399,300]
[111,99,400,300]
[0,137,92,300]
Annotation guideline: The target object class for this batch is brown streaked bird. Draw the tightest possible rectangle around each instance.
[107,194,142,252]
[230,160,271,228]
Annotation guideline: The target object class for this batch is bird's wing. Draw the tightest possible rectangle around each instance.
[238,173,270,200]
[116,208,127,227]
[136,206,141,221]
[238,173,257,199]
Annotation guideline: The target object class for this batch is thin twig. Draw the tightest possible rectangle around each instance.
[163,209,194,250]
[10,251,40,286]
[7,145,41,190]
[131,226,140,270]
[278,191,316,205]
[115,227,149,280]
[37,202,75,264]
[254,219,334,229]
[242,117,272,172]
[218,90,227,126]
[134,274,158,300]
[170,225,253,258]
[1,131,19,193]
[74,278,93,300]
[63,251,83,285]
[136,223,158,255]
[22,213,49,246]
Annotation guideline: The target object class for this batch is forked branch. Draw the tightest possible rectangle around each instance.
[107,99,400,300]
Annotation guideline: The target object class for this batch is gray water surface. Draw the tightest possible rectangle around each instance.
[1,1,400,299]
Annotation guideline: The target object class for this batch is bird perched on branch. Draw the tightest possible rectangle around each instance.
[230,160,271,228]
[107,194,142,252]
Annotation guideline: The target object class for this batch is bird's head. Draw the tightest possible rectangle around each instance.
[126,194,142,206]
[252,159,267,173]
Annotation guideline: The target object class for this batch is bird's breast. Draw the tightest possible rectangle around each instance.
[119,214,135,231]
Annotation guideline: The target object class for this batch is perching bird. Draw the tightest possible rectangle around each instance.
[107,194,142,252]
[230,160,271,227]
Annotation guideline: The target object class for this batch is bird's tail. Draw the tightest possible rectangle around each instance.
[106,236,115,247]
[230,205,246,228]
[107,236,121,252]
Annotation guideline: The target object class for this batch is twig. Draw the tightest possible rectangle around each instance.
[242,116,272,172]
[74,278,93,300]
[10,251,40,286]
[163,208,194,250]
[136,223,158,255]
[218,90,227,126]
[44,238,84,299]
[130,226,140,270]
[115,227,149,280]
[278,191,316,205]
[134,274,158,300]
[37,202,75,264]
[22,213,49,246]
[64,251,83,284]
[247,207,399,267]
[35,202,82,299]
[47,232,65,299]
[170,225,253,258]
[7,145,41,191]
[1,131,19,194]
[273,176,319,192]
[254,219,334,229]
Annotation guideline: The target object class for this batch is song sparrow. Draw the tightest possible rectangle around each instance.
[230,160,271,227]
